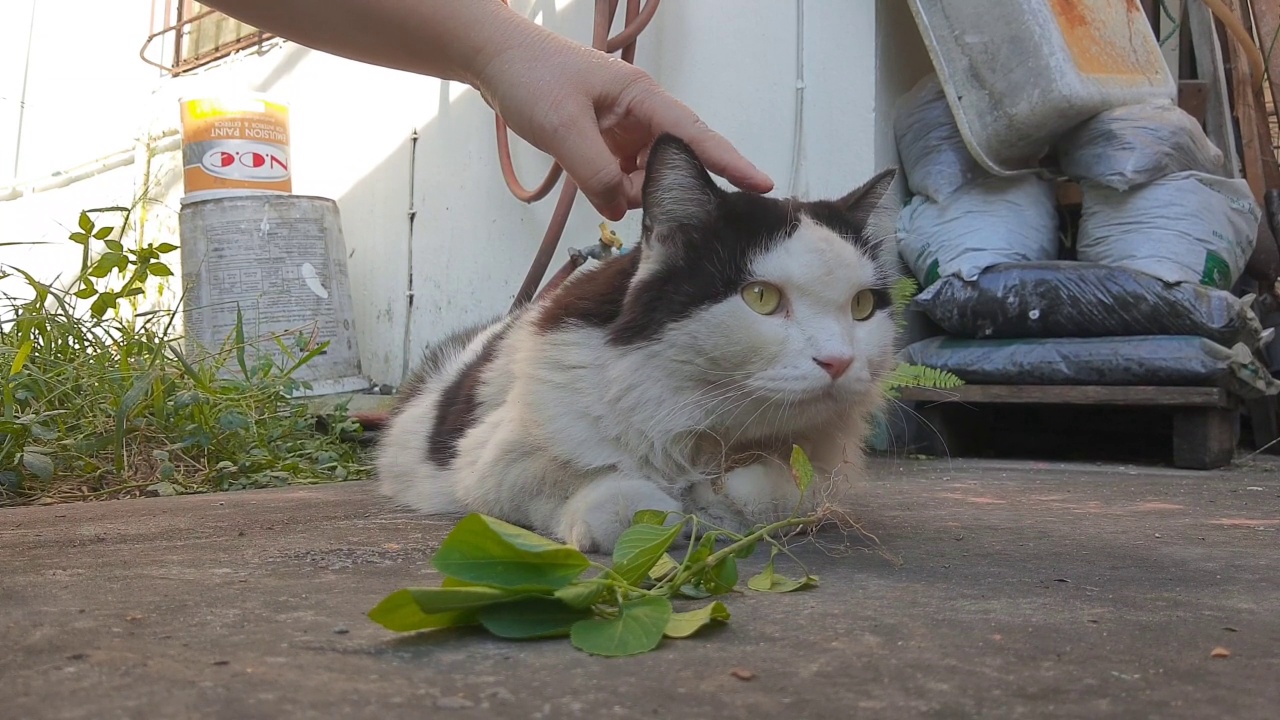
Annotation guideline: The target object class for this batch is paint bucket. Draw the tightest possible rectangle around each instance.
[178,95,291,204]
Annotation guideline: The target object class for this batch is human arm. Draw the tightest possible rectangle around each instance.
[199,0,774,219]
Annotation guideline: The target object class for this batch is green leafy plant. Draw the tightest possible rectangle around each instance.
[881,364,965,394]
[890,275,920,334]
[368,446,825,657]
[0,206,368,505]
[881,276,964,397]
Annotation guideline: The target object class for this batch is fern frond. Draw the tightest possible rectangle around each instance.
[890,277,919,331]
[880,362,965,396]
[890,276,919,311]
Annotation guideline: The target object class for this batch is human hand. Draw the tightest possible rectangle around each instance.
[474,29,774,220]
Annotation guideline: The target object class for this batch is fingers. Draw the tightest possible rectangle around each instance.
[516,71,772,220]
[550,118,634,221]
[633,89,774,194]
[623,168,645,209]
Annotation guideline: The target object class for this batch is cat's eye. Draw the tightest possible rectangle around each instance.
[741,282,782,315]
[851,289,876,321]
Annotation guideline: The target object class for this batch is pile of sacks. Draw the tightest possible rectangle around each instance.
[892,74,1278,398]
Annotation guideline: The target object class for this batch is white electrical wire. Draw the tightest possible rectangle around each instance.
[787,0,805,197]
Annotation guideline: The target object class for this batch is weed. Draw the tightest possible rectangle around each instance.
[0,207,368,506]
[882,276,964,397]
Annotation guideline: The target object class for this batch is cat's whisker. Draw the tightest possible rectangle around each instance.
[876,393,956,470]
[643,389,762,466]
[681,386,764,445]
[705,388,776,452]
[690,365,755,376]
[641,375,747,427]
[640,378,751,442]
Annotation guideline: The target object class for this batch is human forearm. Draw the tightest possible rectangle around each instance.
[199,0,553,89]
[200,0,773,218]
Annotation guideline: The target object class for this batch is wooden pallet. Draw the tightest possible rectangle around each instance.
[898,385,1239,470]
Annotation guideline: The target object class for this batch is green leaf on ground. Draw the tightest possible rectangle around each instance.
[439,576,478,588]
[631,509,674,526]
[747,549,819,593]
[570,596,672,657]
[611,521,683,586]
[478,596,590,639]
[367,588,505,632]
[407,586,521,613]
[648,553,680,581]
[676,584,712,599]
[688,531,718,566]
[703,555,739,595]
[20,451,54,481]
[147,481,179,497]
[432,514,590,591]
[553,582,605,610]
[731,536,759,559]
[663,600,730,638]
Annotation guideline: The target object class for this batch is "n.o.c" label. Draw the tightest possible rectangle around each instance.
[200,142,290,182]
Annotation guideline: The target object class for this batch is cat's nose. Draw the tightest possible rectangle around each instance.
[813,356,853,381]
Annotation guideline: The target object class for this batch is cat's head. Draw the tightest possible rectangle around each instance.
[612,133,900,407]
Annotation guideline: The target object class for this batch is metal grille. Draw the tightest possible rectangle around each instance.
[140,0,273,75]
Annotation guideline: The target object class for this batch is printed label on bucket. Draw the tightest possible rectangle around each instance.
[180,97,291,199]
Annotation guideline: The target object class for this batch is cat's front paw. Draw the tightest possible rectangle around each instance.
[557,477,682,553]
[721,461,817,525]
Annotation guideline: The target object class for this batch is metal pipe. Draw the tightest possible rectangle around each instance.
[0,131,180,202]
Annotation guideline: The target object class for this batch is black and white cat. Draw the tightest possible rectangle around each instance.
[376,134,899,552]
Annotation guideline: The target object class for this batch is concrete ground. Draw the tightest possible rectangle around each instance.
[2,458,1277,720]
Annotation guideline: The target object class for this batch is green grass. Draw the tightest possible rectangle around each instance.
[0,206,369,507]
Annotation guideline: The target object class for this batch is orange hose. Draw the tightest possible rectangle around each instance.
[1201,0,1266,92]
[498,0,660,310]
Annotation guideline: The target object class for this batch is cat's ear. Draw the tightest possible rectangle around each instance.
[836,167,898,227]
[836,167,899,255]
[641,134,722,236]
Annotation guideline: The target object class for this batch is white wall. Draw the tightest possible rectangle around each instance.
[0,0,930,386]
[0,0,35,181]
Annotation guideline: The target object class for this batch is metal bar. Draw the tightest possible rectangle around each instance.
[899,385,1232,408]
[1189,0,1244,176]
[138,3,271,75]
[172,31,271,74]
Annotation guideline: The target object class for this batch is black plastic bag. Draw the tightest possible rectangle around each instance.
[899,335,1279,399]
[912,262,1268,350]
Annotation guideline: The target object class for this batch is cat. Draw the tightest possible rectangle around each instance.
[375,133,900,552]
